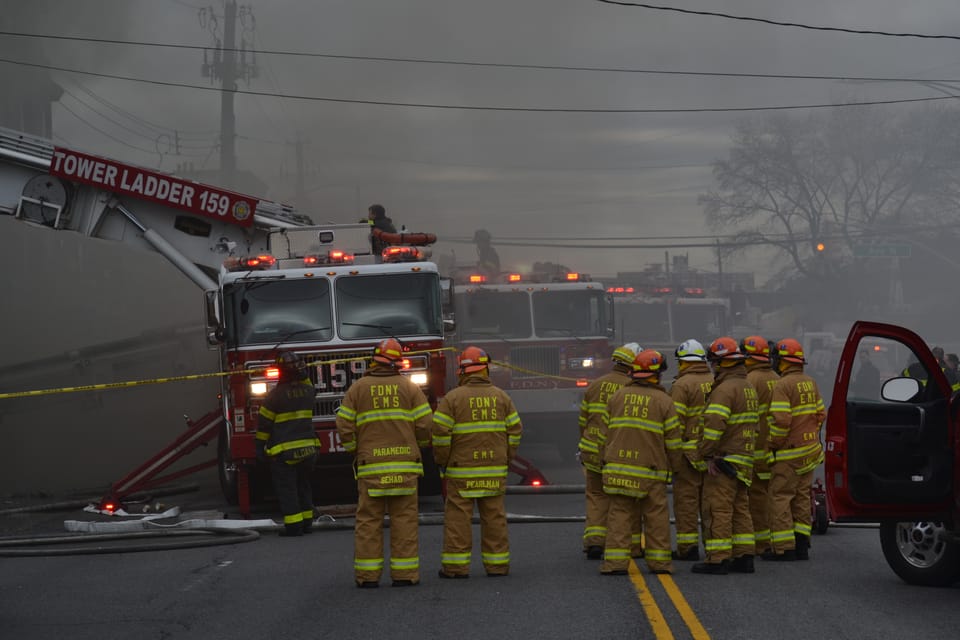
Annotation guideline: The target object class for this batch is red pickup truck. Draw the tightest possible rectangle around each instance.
[826,320,960,586]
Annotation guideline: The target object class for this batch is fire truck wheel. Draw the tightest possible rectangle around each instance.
[814,501,829,535]
[879,521,960,587]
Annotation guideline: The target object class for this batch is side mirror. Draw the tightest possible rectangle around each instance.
[443,316,456,334]
[881,377,921,403]
[206,327,225,346]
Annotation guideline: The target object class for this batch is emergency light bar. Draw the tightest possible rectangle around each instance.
[224,254,278,271]
[565,272,580,281]
[303,250,355,266]
[382,246,424,263]
[469,274,487,283]
[507,273,522,282]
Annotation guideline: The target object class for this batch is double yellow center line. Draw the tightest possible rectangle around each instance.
[628,560,711,639]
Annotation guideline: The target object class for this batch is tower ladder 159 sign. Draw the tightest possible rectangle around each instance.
[49,147,257,227]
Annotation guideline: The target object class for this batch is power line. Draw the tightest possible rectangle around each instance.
[1,57,956,113]
[594,1,960,41]
[3,29,960,83]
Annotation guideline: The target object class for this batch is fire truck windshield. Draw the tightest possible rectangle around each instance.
[456,290,531,340]
[533,289,608,338]
[336,272,442,339]
[224,279,333,346]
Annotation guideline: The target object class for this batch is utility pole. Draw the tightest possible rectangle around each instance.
[199,2,258,189]
[220,1,238,187]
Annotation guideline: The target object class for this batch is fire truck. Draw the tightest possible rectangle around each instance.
[608,286,731,353]
[447,264,614,456]
[0,126,448,515]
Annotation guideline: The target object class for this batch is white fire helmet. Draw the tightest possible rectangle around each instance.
[612,342,643,366]
[675,339,707,362]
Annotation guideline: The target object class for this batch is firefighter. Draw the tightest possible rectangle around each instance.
[256,351,321,537]
[577,342,643,559]
[692,337,758,575]
[335,338,433,588]
[741,336,780,557]
[598,349,682,576]
[433,346,522,578]
[668,338,713,561]
[764,338,826,562]
[367,203,398,257]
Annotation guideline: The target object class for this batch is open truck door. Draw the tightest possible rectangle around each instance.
[825,320,960,586]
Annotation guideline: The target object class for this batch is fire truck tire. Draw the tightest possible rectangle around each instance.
[420,454,443,496]
[814,501,829,535]
[879,521,960,587]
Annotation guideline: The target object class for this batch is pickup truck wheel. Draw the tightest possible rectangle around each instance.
[879,521,960,587]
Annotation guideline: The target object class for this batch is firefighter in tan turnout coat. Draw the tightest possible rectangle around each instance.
[598,349,683,576]
[335,338,432,588]
[577,342,642,559]
[668,339,713,561]
[741,336,780,557]
[693,337,759,575]
[433,346,522,578]
[764,338,826,562]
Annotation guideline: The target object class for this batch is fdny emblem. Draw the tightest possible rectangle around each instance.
[232,200,252,221]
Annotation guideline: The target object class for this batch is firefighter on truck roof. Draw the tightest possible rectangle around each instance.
[432,346,522,578]
[740,336,780,559]
[255,351,321,537]
[598,349,682,576]
[764,338,826,562]
[335,338,433,588]
[668,339,713,562]
[577,342,645,560]
[693,337,758,575]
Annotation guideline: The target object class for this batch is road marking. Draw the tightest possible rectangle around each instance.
[628,559,674,640]
[657,574,711,639]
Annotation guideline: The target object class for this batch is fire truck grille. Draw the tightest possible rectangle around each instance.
[509,345,560,379]
[306,350,371,419]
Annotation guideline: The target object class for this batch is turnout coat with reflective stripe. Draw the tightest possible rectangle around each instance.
[256,378,321,464]
[578,368,632,473]
[335,366,432,495]
[598,381,682,498]
[668,363,713,469]
[768,366,826,475]
[432,374,522,497]
[745,363,780,480]
[699,365,759,485]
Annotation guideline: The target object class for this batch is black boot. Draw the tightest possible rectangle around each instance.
[795,534,810,561]
[672,547,700,561]
[691,559,730,575]
[279,523,303,537]
[586,545,603,560]
[302,519,314,534]
[729,555,755,573]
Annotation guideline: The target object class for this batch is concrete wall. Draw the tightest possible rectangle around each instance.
[0,215,219,496]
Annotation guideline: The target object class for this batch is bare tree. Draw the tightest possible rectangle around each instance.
[699,106,960,284]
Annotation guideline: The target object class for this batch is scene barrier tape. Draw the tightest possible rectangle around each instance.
[0,346,589,399]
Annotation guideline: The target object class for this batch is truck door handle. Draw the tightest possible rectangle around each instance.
[915,406,926,429]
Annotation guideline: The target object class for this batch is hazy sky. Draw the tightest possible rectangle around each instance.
[6,0,960,279]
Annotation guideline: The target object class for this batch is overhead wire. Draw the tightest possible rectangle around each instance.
[2,29,960,83]
[1,57,956,113]
[594,1,960,42]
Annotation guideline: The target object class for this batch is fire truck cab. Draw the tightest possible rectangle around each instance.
[826,320,960,586]
[447,266,614,456]
[207,225,447,512]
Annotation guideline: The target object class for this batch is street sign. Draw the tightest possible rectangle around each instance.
[852,244,911,258]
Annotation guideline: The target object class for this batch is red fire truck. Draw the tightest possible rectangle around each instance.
[210,227,448,514]
[0,126,448,515]
[447,265,614,457]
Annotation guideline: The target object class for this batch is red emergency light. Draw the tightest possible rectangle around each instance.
[684,287,705,296]
[566,272,580,281]
[507,273,522,282]
[265,367,280,379]
[576,378,589,387]
[469,274,487,283]
[382,246,424,263]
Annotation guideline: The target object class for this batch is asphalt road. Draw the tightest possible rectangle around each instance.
[2,445,959,640]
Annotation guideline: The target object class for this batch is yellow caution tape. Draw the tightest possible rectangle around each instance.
[0,346,589,399]
[0,346,460,400]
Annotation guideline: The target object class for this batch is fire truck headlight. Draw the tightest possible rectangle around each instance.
[569,357,595,369]
[409,372,429,386]
[250,381,269,396]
